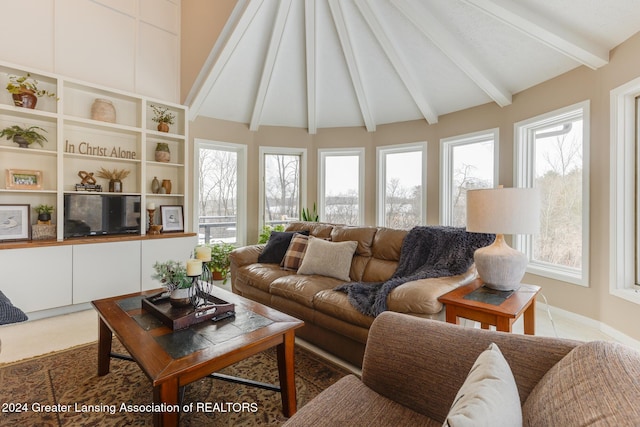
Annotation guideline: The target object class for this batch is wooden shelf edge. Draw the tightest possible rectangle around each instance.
[0,232,197,250]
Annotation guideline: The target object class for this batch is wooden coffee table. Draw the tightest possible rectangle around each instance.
[92,287,303,427]
[438,279,541,334]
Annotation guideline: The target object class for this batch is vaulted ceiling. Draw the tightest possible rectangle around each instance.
[187,0,640,134]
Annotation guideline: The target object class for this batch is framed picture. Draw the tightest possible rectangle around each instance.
[0,204,30,241]
[6,169,43,190]
[160,205,184,232]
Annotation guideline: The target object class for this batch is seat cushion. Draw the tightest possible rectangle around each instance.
[283,375,440,427]
[270,275,342,308]
[313,289,375,329]
[523,340,640,426]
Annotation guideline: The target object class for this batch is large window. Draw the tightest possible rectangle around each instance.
[440,129,498,226]
[377,143,426,228]
[319,148,364,225]
[260,147,306,229]
[194,139,247,245]
[514,102,589,286]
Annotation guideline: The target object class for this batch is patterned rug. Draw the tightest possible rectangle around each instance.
[0,341,352,426]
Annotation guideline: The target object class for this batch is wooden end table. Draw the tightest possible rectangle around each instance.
[92,287,303,427]
[437,279,541,334]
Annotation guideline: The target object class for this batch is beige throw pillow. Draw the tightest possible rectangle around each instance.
[443,343,522,427]
[297,236,357,281]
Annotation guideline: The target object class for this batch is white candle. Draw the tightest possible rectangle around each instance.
[147,202,155,210]
[195,246,211,261]
[186,259,202,276]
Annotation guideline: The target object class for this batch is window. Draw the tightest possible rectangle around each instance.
[319,148,364,225]
[610,77,640,304]
[514,102,590,286]
[377,143,426,228]
[194,139,247,245]
[440,129,498,226]
[260,147,307,229]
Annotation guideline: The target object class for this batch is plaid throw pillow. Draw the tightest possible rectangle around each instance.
[281,234,309,271]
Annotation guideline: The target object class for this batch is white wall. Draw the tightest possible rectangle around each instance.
[0,0,180,102]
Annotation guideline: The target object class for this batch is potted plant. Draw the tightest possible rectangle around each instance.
[150,104,175,132]
[95,167,130,192]
[0,125,48,148]
[258,223,285,244]
[34,204,54,223]
[152,260,193,306]
[301,203,319,222]
[6,73,57,109]
[206,241,235,283]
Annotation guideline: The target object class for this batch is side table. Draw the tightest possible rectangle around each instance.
[437,279,541,334]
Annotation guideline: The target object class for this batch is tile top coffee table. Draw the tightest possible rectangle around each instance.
[438,278,541,334]
[92,287,303,427]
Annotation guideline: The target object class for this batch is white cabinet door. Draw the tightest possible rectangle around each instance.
[1,246,73,313]
[73,241,141,303]
[141,235,198,291]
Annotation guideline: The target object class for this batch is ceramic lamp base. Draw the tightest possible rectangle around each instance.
[474,234,527,291]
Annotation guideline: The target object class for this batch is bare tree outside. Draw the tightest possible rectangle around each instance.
[382,150,423,229]
[264,154,300,223]
[323,154,360,225]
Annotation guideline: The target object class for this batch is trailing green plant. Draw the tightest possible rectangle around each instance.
[150,104,176,125]
[0,125,48,147]
[204,241,236,284]
[152,260,192,290]
[301,203,319,222]
[258,224,285,244]
[34,204,54,215]
[6,73,57,99]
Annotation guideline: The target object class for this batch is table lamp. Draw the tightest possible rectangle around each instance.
[466,186,540,291]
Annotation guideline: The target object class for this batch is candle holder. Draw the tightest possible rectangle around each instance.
[188,262,215,309]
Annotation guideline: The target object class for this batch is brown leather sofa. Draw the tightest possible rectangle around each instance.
[229,222,477,367]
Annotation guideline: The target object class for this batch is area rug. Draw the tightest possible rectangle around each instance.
[0,341,352,426]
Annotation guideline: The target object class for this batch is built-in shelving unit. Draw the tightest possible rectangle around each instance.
[0,61,189,240]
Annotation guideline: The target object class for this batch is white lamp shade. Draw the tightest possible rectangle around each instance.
[466,187,540,235]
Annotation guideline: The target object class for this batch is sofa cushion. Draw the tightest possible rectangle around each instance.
[258,231,308,264]
[270,275,342,308]
[281,234,309,271]
[523,340,640,426]
[235,264,296,293]
[313,289,375,329]
[298,236,358,281]
[285,221,334,239]
[444,343,522,427]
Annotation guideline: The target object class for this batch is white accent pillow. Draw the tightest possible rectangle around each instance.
[297,236,358,281]
[443,343,522,427]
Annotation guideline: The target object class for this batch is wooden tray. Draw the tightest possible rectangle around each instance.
[142,292,235,330]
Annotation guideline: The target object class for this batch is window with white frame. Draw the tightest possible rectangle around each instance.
[259,147,307,229]
[440,129,498,226]
[609,77,640,304]
[377,143,426,228]
[319,148,364,225]
[514,101,590,286]
[194,139,247,245]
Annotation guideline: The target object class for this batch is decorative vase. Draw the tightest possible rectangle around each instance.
[157,122,170,133]
[38,213,51,222]
[151,176,160,194]
[91,98,116,123]
[109,179,122,192]
[12,91,37,109]
[13,136,29,148]
[169,287,192,307]
[161,179,172,194]
[212,271,226,281]
[155,143,170,162]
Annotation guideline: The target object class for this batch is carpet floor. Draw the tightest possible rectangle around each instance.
[0,340,352,426]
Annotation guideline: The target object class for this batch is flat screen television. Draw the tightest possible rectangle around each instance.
[64,194,141,238]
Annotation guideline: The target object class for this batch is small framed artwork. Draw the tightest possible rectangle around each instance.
[0,204,30,242]
[6,169,43,190]
[160,205,184,232]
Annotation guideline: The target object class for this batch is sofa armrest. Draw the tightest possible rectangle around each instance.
[362,312,579,423]
[229,244,264,268]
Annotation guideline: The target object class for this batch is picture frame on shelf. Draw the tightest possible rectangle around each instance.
[0,204,30,242]
[160,205,184,232]
[6,169,43,190]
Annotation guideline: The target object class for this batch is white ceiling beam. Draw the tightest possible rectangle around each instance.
[187,0,261,121]
[250,0,293,131]
[393,0,512,107]
[461,0,609,70]
[305,0,317,134]
[328,0,376,132]
[355,0,438,124]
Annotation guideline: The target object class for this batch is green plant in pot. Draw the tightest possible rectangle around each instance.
[150,104,175,132]
[152,260,193,307]
[205,241,235,283]
[34,204,54,222]
[257,223,285,244]
[301,202,319,222]
[0,125,48,148]
[6,73,57,109]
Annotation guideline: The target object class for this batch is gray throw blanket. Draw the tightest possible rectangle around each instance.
[335,226,495,317]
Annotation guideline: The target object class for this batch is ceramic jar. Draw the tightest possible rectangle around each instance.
[157,122,170,133]
[161,179,172,194]
[151,176,160,194]
[91,98,116,123]
[155,143,170,162]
